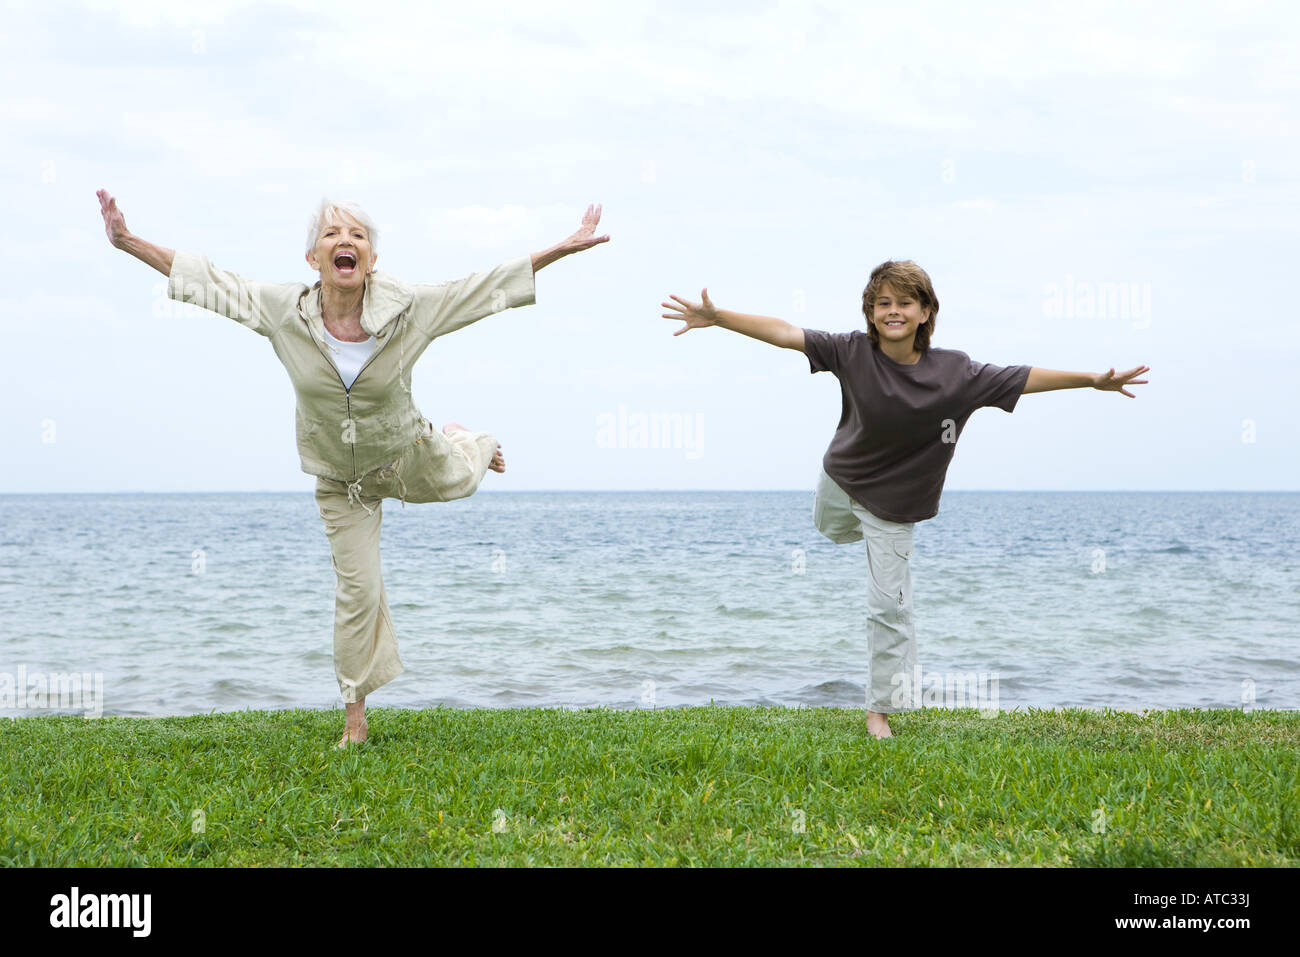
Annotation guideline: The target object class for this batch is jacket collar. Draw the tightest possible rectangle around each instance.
[300,270,415,338]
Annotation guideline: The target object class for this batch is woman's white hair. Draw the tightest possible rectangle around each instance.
[306,198,379,257]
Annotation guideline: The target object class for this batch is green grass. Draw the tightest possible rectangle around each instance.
[3,706,1296,866]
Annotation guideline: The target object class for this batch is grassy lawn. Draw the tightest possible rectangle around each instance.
[3,706,1296,866]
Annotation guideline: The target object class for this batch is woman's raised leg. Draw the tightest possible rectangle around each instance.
[386,419,501,504]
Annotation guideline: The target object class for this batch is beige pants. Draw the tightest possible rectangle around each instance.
[314,421,498,703]
[812,467,917,713]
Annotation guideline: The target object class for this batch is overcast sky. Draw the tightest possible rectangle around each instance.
[5,0,1297,492]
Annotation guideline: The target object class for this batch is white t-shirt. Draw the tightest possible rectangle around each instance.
[322,326,377,390]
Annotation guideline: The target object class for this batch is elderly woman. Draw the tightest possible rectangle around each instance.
[96,189,608,746]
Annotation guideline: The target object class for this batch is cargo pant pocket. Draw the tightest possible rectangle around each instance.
[866,533,913,619]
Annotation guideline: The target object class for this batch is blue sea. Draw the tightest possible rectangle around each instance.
[1,491,1296,717]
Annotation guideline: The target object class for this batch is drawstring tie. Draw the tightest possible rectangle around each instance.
[345,460,407,514]
[345,478,376,516]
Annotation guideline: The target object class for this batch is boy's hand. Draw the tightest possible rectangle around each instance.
[662,288,720,336]
[1092,365,1150,398]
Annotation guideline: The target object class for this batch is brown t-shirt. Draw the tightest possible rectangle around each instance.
[803,328,1031,523]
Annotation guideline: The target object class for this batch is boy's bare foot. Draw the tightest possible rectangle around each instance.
[866,710,893,739]
[336,699,368,749]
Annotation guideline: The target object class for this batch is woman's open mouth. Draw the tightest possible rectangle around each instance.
[333,251,358,275]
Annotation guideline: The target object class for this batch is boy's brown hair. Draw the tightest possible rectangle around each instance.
[861,260,939,351]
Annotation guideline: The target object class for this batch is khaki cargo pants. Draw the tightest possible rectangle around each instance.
[812,467,917,714]
[314,421,498,703]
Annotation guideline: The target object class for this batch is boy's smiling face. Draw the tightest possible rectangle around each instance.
[870,282,930,346]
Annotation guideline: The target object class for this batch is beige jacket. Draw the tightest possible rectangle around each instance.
[166,251,536,484]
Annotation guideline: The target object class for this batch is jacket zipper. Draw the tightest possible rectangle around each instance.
[304,308,400,483]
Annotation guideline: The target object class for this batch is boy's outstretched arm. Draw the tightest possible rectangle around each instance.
[662,288,805,351]
[1023,365,1150,398]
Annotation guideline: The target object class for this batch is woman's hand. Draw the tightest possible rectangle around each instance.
[662,288,720,336]
[531,204,609,272]
[1092,365,1150,398]
[97,189,131,249]
[560,203,609,255]
[95,188,176,276]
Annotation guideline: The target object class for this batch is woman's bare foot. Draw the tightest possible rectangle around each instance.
[443,422,506,473]
[336,698,368,748]
[866,710,893,739]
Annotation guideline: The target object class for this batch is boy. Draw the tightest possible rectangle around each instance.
[663,260,1148,739]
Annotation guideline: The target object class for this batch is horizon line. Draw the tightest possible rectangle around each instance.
[3,488,1298,496]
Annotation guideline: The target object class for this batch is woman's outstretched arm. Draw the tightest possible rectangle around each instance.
[97,189,174,276]
[662,287,806,351]
[1023,365,1150,397]
[530,203,610,272]
[99,188,301,338]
